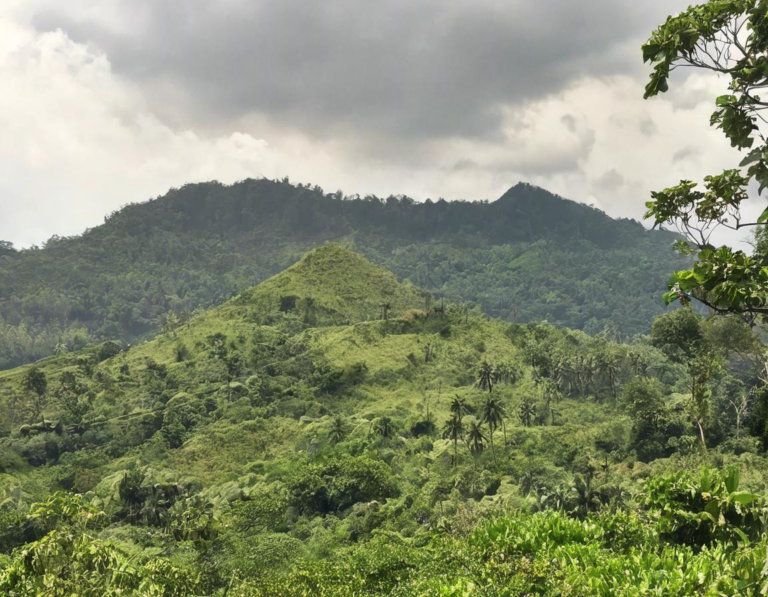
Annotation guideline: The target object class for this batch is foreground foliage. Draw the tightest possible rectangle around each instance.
[644,0,768,322]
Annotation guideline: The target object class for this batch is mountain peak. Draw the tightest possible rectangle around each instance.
[230,244,427,324]
[495,182,572,207]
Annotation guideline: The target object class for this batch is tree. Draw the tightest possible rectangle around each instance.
[643,2,768,320]
[651,308,722,449]
[628,351,650,379]
[476,361,494,393]
[329,415,347,445]
[553,358,572,393]
[442,414,464,468]
[380,302,392,334]
[729,388,754,439]
[0,493,198,595]
[599,353,622,400]
[480,395,506,461]
[450,395,473,419]
[23,367,48,422]
[373,416,395,439]
[537,378,561,425]
[573,355,597,396]
[518,397,536,428]
[465,421,486,470]
[650,307,708,363]
[688,353,721,449]
[493,363,517,386]
[302,296,318,325]
[163,310,181,335]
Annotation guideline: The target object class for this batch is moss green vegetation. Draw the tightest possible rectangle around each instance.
[0,180,688,369]
[1,245,766,595]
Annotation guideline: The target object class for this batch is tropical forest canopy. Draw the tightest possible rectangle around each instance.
[0,180,687,370]
[1,245,768,595]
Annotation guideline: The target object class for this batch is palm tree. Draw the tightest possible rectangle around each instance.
[553,358,572,394]
[465,421,486,470]
[380,302,392,334]
[540,379,561,425]
[536,486,572,512]
[23,367,48,422]
[373,416,395,439]
[550,405,561,426]
[328,416,346,445]
[572,474,602,518]
[493,363,517,386]
[302,296,317,325]
[602,355,621,400]
[581,355,597,396]
[442,414,464,468]
[163,310,181,335]
[629,351,650,379]
[476,361,494,393]
[518,397,536,427]
[480,396,506,460]
[450,395,473,419]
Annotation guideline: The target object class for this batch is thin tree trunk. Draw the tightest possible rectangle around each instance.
[696,420,707,450]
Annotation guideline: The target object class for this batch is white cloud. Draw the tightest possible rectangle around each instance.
[0,18,272,246]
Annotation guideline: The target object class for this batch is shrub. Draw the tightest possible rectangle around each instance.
[641,467,765,548]
[287,455,397,515]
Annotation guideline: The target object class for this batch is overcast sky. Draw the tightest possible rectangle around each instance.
[0,0,761,247]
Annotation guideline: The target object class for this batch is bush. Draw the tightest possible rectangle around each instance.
[641,467,765,548]
[287,455,398,515]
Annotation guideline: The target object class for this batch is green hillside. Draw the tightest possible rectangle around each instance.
[1,246,768,595]
[0,180,688,369]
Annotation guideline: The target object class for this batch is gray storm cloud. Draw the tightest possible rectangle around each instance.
[2,0,747,248]
[31,0,689,139]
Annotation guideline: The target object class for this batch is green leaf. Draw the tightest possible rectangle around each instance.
[730,491,760,505]
[739,147,762,167]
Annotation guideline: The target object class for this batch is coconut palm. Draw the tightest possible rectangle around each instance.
[450,395,473,419]
[480,395,506,460]
[602,355,622,400]
[328,415,346,445]
[373,416,395,439]
[493,363,517,386]
[519,397,536,427]
[442,414,464,468]
[465,420,486,470]
[552,358,572,393]
[476,361,494,393]
[380,302,392,334]
[536,486,572,512]
[572,474,602,518]
[538,379,561,425]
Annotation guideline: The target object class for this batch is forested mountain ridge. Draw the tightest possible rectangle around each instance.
[0,179,687,369]
[1,245,767,595]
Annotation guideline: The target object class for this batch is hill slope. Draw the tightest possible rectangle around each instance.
[1,246,767,595]
[0,179,687,369]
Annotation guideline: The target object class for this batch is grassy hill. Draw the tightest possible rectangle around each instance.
[2,246,768,595]
[0,179,688,369]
